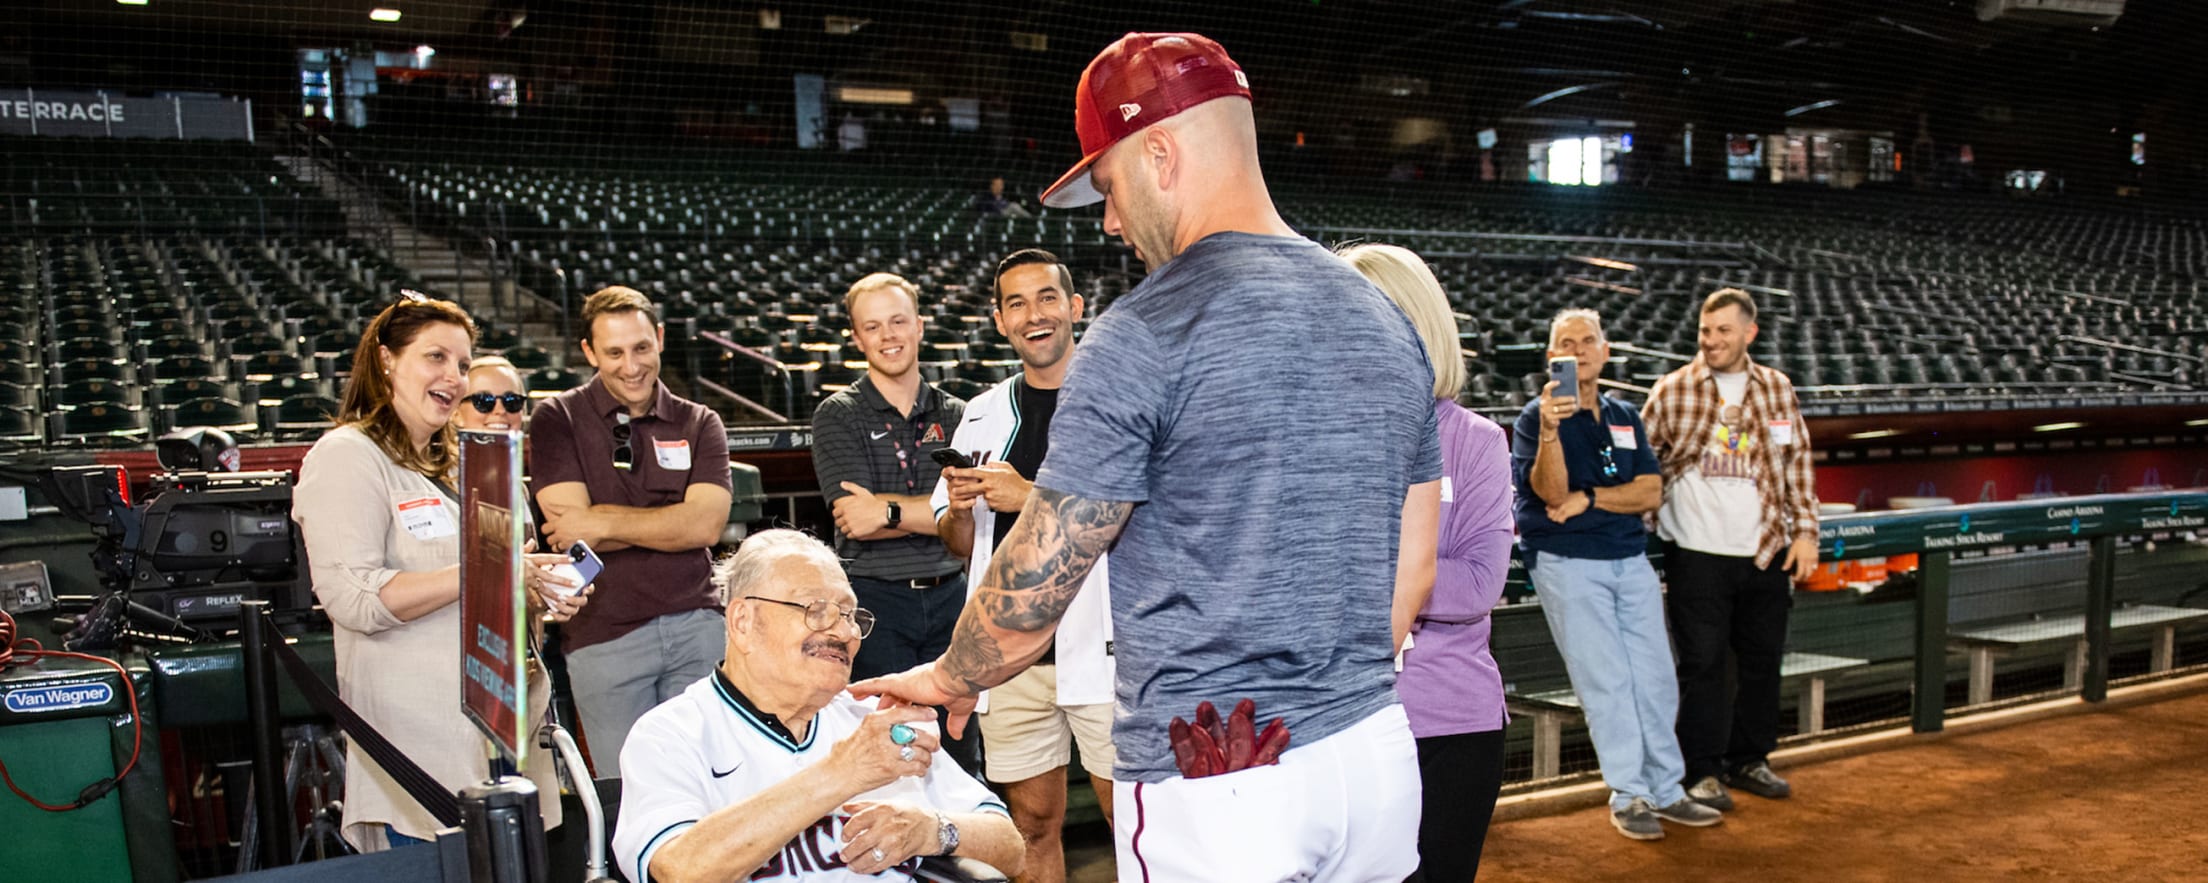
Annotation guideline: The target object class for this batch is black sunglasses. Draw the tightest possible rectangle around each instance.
[466,392,528,414]
[612,412,633,470]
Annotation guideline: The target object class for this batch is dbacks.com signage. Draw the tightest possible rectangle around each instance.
[0,88,253,141]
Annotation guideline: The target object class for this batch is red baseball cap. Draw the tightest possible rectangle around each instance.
[1039,32,1252,209]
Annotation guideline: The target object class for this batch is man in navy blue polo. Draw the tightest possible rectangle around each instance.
[1512,308,1721,841]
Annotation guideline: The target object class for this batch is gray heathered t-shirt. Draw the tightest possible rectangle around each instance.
[1035,232,1443,783]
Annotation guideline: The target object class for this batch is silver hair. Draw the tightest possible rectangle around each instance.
[712,529,847,605]
[1548,307,1607,350]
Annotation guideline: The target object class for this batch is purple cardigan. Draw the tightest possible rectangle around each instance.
[1399,399,1514,737]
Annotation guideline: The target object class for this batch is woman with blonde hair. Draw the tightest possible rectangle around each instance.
[292,293,586,851]
[1340,244,1515,881]
[454,355,530,433]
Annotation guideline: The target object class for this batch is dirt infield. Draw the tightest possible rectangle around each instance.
[1477,684,2208,882]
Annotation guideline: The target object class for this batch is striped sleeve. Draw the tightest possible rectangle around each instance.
[809,394,870,505]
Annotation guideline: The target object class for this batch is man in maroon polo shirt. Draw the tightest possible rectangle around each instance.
[530,285,734,777]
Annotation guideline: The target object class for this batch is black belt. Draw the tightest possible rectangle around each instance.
[858,572,961,589]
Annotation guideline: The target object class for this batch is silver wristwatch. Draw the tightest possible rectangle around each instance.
[934,810,960,856]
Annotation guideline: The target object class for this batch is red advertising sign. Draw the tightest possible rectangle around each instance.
[459,429,530,766]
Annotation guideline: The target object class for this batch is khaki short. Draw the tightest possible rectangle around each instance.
[976,663,1118,784]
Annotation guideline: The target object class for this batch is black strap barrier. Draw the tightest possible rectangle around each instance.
[254,607,464,830]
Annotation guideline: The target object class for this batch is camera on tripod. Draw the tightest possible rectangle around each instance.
[41,428,312,644]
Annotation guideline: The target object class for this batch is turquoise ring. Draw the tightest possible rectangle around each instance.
[889,723,917,746]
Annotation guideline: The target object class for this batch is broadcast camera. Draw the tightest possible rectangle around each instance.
[41,427,312,646]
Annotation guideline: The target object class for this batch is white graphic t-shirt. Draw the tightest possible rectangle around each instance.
[1659,370,1764,557]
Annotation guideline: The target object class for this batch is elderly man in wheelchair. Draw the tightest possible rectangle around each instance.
[612,530,1024,883]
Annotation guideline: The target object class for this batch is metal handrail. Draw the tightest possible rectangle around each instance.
[697,330,797,424]
[1301,224,1749,249]
[2060,335,2205,365]
[1607,341,1695,363]
[1796,381,2127,394]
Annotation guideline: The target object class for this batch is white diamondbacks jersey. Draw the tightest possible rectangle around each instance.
[927,374,1116,712]
[613,674,1009,883]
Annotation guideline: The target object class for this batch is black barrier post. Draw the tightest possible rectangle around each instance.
[238,600,296,867]
[461,777,548,883]
[1912,551,1952,734]
[2082,535,2117,703]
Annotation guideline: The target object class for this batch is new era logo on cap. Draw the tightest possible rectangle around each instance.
[1041,32,1253,209]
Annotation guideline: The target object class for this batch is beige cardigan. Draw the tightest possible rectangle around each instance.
[293,425,563,851]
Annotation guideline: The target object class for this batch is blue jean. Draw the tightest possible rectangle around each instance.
[1528,553,1687,810]
[565,607,727,778]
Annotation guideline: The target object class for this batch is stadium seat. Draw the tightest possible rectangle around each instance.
[53,378,135,409]
[503,345,555,371]
[269,395,340,440]
[152,379,237,408]
[165,398,259,438]
[51,403,149,448]
[528,366,585,397]
[0,408,42,447]
[241,352,310,382]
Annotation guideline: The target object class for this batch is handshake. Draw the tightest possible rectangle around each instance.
[1167,699,1290,779]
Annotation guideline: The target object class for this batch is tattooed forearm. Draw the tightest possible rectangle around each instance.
[941,608,1006,694]
[939,486,1132,691]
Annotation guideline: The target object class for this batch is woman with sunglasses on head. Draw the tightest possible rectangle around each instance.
[454,355,530,433]
[291,293,589,853]
[1340,244,1516,881]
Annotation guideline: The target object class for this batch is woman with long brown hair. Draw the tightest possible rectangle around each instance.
[291,293,587,851]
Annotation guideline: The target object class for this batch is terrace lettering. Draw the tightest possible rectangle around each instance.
[2141,516,2205,530]
[1,100,125,123]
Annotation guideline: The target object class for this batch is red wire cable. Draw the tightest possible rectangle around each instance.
[0,606,146,812]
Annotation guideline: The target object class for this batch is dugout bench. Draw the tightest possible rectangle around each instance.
[1949,604,2208,706]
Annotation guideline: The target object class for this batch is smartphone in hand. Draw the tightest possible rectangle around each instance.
[1548,356,1579,396]
[930,447,976,470]
[547,540,604,597]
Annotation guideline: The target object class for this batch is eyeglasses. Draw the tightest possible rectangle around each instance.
[466,392,529,414]
[742,595,875,639]
[612,413,632,471]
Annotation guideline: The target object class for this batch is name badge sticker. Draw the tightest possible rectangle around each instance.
[654,438,693,471]
[396,496,457,541]
[1609,425,1638,450]
[1768,420,1795,446]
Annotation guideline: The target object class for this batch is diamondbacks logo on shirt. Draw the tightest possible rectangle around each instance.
[920,423,945,445]
[748,815,919,880]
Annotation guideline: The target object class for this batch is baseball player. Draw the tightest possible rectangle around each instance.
[612,530,1023,883]
[855,32,1443,882]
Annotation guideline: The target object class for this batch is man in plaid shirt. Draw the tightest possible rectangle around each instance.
[1642,288,1821,811]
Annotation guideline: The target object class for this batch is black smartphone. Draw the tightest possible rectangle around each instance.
[931,448,975,470]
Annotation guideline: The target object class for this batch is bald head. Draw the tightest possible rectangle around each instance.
[1095,96,1290,270]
